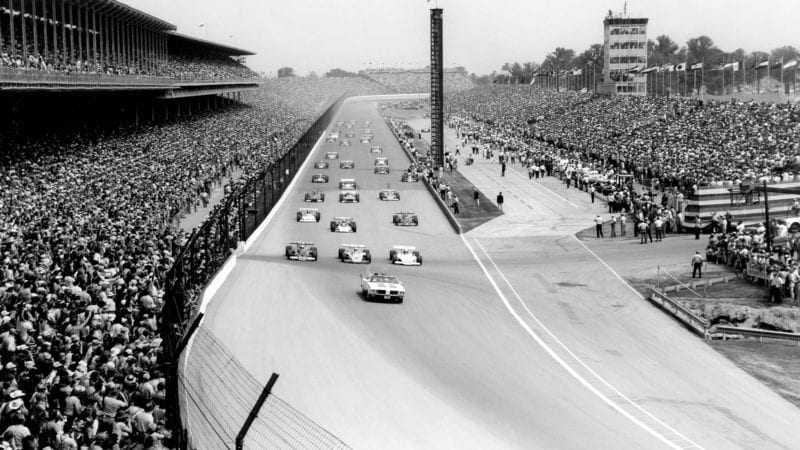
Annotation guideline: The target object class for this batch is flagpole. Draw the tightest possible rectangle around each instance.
[693,69,696,96]
[684,69,687,97]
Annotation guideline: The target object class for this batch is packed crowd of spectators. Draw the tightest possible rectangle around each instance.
[446,86,800,191]
[0,76,386,448]
[365,70,473,94]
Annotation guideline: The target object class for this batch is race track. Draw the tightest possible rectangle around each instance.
[202,97,800,449]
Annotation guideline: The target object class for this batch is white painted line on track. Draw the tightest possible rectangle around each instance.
[506,165,579,208]
[571,235,645,300]
[460,234,699,450]
[472,238,703,450]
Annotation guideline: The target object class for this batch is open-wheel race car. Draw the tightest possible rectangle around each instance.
[336,121,344,127]
[314,161,329,169]
[370,146,383,154]
[392,211,419,226]
[330,216,357,233]
[296,208,321,222]
[338,244,371,264]
[339,191,360,203]
[326,137,337,144]
[304,190,325,202]
[375,166,391,175]
[326,152,339,159]
[311,174,329,183]
[340,160,355,169]
[345,132,356,138]
[374,157,389,167]
[339,178,358,190]
[401,171,420,182]
[285,241,318,261]
[360,272,405,303]
[340,140,351,147]
[360,136,372,144]
[389,245,422,266]
[379,189,400,201]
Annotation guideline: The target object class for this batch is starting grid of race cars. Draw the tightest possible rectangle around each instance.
[284,118,427,302]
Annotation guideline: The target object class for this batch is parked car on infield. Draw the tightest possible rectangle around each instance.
[374,157,389,167]
[304,190,325,202]
[340,160,355,169]
[330,216,357,233]
[379,189,400,201]
[296,208,321,222]
[389,246,422,266]
[339,178,358,190]
[339,191,360,203]
[326,152,339,159]
[285,241,318,261]
[340,140,351,147]
[360,272,405,303]
[393,211,419,226]
[370,146,383,154]
[401,171,420,182]
[338,244,371,264]
[374,166,391,175]
[311,174,329,183]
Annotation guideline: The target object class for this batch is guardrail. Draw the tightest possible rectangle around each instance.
[648,288,710,339]
[716,326,800,345]
[384,116,462,234]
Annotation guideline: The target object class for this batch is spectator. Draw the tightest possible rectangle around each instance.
[692,251,704,278]
[497,192,504,211]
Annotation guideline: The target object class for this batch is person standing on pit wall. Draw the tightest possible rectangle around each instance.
[768,271,784,303]
[474,188,480,207]
[594,215,604,238]
[620,214,627,237]
[452,194,460,215]
[497,192,504,211]
[610,215,617,237]
[691,251,704,278]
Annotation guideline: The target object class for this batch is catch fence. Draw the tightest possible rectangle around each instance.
[161,95,345,448]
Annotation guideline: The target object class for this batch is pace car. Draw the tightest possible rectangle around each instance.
[389,246,422,266]
[285,241,318,261]
[296,208,321,222]
[340,160,355,169]
[326,152,339,160]
[379,189,400,201]
[330,216,357,233]
[374,157,389,167]
[340,140,351,147]
[339,178,358,190]
[360,272,405,303]
[314,161,329,169]
[338,244,371,264]
[370,146,383,154]
[339,191,360,203]
[374,166,391,175]
[311,174,329,183]
[393,211,419,226]
[304,190,325,202]
[401,171,420,182]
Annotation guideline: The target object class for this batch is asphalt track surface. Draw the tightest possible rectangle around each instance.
[203,98,800,449]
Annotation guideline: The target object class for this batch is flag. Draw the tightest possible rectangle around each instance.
[725,62,739,71]
[755,60,769,69]
[572,68,582,75]
[675,63,687,71]
[784,59,798,70]
[198,23,206,28]
[627,65,642,73]
[665,64,675,72]
[690,62,703,71]
[772,57,784,69]
[641,66,656,74]
[711,63,725,71]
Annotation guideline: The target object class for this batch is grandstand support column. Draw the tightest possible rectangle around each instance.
[68,2,74,62]
[77,1,83,62]
[7,0,14,58]
[20,0,27,66]
[84,5,90,63]
[429,8,444,168]
[42,0,48,60]
[32,0,38,62]
[59,0,65,65]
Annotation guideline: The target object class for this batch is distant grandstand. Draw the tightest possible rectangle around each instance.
[363,68,473,93]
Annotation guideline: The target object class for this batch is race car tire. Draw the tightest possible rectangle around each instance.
[417,255,423,265]
[393,216,399,225]
[304,196,310,202]
[310,248,318,260]
[355,194,360,202]
[365,256,371,263]
[330,222,336,232]
[379,194,385,200]
[351,223,357,233]
[296,212,302,222]
[338,248,345,260]
[339,194,343,202]
[285,246,292,257]
[315,213,321,222]
[320,194,325,202]
[389,250,397,261]
[412,217,419,225]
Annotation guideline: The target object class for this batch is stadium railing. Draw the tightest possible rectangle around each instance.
[179,326,350,449]
[0,67,261,86]
[716,325,800,344]
[648,288,710,339]
[161,95,345,448]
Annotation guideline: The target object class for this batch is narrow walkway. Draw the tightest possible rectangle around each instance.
[177,168,244,233]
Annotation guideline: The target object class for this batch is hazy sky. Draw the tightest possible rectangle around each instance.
[125,0,800,76]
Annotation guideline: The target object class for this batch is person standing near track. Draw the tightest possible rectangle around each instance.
[610,215,617,237]
[474,188,480,207]
[590,185,595,203]
[694,217,702,240]
[594,215,604,238]
[452,194,460,215]
[620,214,627,236]
[497,192,504,211]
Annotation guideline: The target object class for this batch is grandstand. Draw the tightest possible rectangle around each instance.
[364,68,473,93]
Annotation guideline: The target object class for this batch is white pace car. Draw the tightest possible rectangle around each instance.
[389,245,422,265]
[360,272,405,303]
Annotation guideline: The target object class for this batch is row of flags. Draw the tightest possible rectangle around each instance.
[633,58,798,75]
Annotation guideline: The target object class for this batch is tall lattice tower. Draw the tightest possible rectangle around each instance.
[429,8,444,167]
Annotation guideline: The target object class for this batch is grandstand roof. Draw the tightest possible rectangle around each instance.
[167,32,256,57]
[65,0,177,31]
